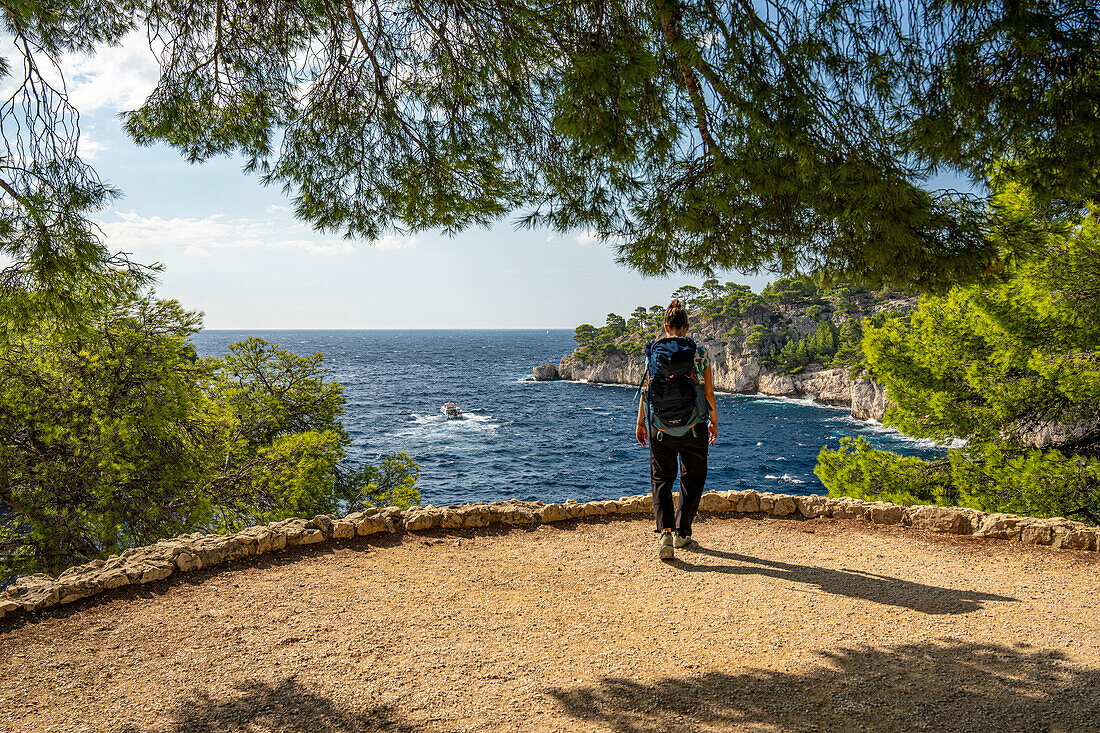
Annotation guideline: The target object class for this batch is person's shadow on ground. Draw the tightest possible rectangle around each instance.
[668,545,1017,614]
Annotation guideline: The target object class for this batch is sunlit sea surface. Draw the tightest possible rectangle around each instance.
[194,330,942,506]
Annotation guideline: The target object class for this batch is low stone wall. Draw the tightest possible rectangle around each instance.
[2,492,1096,622]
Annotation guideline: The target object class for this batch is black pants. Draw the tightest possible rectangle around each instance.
[649,423,708,536]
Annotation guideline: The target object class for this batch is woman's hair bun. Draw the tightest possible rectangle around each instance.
[664,298,689,331]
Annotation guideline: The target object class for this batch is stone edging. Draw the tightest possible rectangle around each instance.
[2,491,1097,622]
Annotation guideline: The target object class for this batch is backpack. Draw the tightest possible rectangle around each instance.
[640,337,708,438]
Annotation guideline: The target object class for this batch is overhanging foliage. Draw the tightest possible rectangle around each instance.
[2,0,1098,291]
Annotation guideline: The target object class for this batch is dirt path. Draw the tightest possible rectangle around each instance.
[2,514,1098,733]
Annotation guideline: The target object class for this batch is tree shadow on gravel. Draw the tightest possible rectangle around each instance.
[546,640,1100,733]
[670,546,1017,614]
[121,676,430,733]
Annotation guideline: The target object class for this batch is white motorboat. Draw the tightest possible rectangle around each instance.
[441,402,463,419]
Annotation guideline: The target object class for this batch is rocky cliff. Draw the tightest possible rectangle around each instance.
[558,347,890,420]
[557,292,912,421]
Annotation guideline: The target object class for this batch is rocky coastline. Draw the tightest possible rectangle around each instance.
[534,295,904,420]
[547,350,890,421]
[531,287,919,420]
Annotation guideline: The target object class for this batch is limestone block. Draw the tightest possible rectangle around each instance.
[461,511,492,528]
[869,502,905,525]
[404,510,441,532]
[152,540,191,560]
[100,569,131,589]
[602,500,622,514]
[1050,521,1095,550]
[279,519,310,546]
[355,515,390,535]
[771,495,797,517]
[0,599,20,615]
[539,504,569,522]
[906,506,982,535]
[139,561,175,584]
[1048,521,1074,547]
[796,495,829,518]
[562,500,586,519]
[582,502,607,517]
[227,536,257,561]
[1019,520,1055,545]
[195,546,226,567]
[735,491,760,513]
[298,529,326,545]
[379,507,404,532]
[254,529,276,554]
[905,505,947,531]
[757,493,775,513]
[440,510,463,529]
[55,568,102,604]
[310,515,336,537]
[617,495,651,514]
[698,491,731,513]
[960,509,986,534]
[830,498,870,520]
[533,364,560,380]
[175,552,202,572]
[22,587,60,612]
[5,573,55,595]
[270,530,288,551]
[59,584,98,605]
[332,520,356,539]
[975,513,1028,541]
[101,555,126,571]
[502,508,536,524]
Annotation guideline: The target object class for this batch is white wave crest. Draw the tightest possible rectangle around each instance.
[765,473,807,484]
[831,414,967,449]
[728,393,850,412]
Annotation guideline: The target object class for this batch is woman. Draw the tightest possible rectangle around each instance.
[636,299,718,559]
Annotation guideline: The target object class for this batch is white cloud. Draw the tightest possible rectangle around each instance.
[265,204,290,214]
[78,136,108,160]
[374,234,418,251]
[571,230,622,247]
[98,210,361,257]
[60,32,161,113]
[572,230,601,246]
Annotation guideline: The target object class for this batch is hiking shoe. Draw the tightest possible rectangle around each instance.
[657,532,674,560]
[673,533,693,548]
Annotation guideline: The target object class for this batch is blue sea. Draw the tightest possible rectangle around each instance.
[193,330,943,506]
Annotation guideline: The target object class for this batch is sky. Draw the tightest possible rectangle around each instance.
[35,34,772,330]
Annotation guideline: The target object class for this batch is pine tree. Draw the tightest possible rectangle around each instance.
[627,306,649,332]
[5,0,1100,293]
[816,186,1100,523]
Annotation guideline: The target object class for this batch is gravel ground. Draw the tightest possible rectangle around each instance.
[1,514,1098,733]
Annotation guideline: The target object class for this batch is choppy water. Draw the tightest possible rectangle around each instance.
[193,330,943,505]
